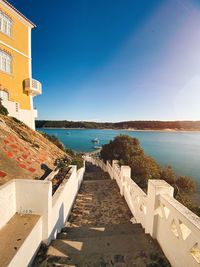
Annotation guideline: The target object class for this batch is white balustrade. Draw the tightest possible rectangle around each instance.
[155,194,200,267]
[85,155,200,267]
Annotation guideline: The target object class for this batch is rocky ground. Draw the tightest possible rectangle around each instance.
[0,115,66,185]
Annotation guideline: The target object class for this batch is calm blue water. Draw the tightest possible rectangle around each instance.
[38,128,200,190]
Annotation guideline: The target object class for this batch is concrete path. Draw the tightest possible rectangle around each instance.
[32,163,171,267]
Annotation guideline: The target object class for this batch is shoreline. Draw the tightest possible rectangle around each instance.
[37,127,200,133]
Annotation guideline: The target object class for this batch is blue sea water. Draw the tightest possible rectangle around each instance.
[38,128,200,190]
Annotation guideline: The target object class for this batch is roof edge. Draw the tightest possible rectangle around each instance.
[1,0,36,28]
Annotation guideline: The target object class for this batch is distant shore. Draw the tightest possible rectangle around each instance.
[37,127,200,132]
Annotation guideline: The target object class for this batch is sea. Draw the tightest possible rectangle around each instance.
[38,128,200,191]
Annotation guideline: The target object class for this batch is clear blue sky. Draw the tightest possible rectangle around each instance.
[11,0,200,121]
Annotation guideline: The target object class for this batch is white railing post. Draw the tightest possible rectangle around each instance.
[106,161,112,179]
[145,180,174,238]
[120,166,131,196]
[112,160,118,167]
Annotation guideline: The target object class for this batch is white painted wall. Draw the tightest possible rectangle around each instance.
[15,179,52,242]
[0,165,85,266]
[2,99,19,118]
[2,99,37,130]
[18,108,37,130]
[50,166,85,240]
[0,180,16,229]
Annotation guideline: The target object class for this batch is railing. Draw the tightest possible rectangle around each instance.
[113,161,123,191]
[24,78,42,96]
[123,175,147,228]
[106,161,113,179]
[155,194,200,267]
[85,155,200,267]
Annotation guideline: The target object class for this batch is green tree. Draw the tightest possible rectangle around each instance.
[100,135,160,188]
[100,135,143,164]
[130,154,160,188]
[176,176,196,193]
[160,165,176,185]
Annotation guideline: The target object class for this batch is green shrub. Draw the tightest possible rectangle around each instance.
[41,132,65,151]
[11,117,22,124]
[71,154,84,169]
[160,165,176,185]
[130,154,160,189]
[0,104,8,116]
[101,135,143,164]
[100,135,160,189]
[176,176,195,193]
[55,156,71,169]
[65,147,75,156]
[191,206,200,217]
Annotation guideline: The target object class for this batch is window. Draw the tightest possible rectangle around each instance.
[0,90,9,100]
[0,11,12,36]
[0,50,12,74]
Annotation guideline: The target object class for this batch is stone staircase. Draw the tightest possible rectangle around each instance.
[46,223,171,267]
[32,163,171,267]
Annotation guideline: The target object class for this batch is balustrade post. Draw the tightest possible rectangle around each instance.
[112,160,118,167]
[146,180,174,238]
[106,161,111,178]
[112,160,118,180]
[120,166,131,196]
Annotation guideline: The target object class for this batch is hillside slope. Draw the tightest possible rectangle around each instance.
[0,115,66,185]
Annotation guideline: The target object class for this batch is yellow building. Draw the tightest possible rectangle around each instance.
[0,0,42,129]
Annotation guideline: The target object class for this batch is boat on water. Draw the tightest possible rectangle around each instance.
[91,138,99,143]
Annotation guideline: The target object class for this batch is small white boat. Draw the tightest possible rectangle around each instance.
[91,138,99,143]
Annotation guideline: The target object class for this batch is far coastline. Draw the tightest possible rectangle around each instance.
[37,127,200,132]
[36,120,200,132]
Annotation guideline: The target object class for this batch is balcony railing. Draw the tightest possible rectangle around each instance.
[24,78,42,96]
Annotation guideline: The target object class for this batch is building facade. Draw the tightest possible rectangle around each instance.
[0,0,42,129]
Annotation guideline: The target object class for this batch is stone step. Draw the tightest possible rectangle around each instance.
[48,232,154,256]
[82,179,114,184]
[45,252,170,267]
[83,162,111,181]
[46,231,170,267]
[83,173,110,181]
[58,223,143,239]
